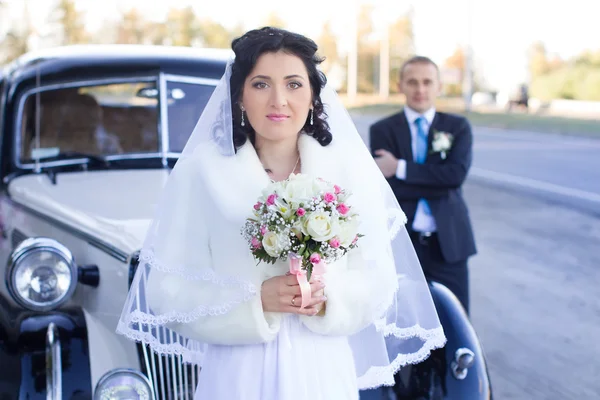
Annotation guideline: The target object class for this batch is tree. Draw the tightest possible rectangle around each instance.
[0,1,31,63]
[198,19,236,48]
[317,21,339,73]
[574,49,600,67]
[443,46,469,96]
[54,0,88,45]
[116,8,146,44]
[165,6,200,47]
[356,4,378,93]
[1,31,30,63]
[388,12,415,93]
[527,41,550,80]
[263,12,286,29]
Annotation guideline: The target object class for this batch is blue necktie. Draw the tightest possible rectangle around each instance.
[415,117,432,215]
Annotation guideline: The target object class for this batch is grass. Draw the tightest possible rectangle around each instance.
[345,96,600,137]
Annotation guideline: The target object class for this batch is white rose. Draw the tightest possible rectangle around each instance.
[262,231,288,257]
[283,174,321,203]
[432,133,452,152]
[338,219,359,247]
[302,211,338,242]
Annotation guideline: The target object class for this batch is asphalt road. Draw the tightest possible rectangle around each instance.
[352,113,600,399]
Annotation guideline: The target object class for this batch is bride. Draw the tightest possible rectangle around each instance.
[117,26,446,399]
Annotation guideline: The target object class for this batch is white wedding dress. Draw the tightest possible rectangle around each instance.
[193,258,359,400]
[194,315,359,400]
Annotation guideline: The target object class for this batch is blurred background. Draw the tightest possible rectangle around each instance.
[1,0,599,399]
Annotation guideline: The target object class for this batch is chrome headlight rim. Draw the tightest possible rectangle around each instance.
[6,237,78,312]
[94,368,155,400]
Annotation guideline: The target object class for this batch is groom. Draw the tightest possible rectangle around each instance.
[369,56,476,314]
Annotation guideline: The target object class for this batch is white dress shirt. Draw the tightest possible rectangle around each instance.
[395,106,437,233]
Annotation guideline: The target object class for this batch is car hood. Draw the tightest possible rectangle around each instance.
[8,169,171,256]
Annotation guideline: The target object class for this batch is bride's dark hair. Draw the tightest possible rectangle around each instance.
[230,26,332,149]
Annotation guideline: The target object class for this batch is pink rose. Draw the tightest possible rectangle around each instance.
[260,225,268,235]
[296,208,306,217]
[323,192,336,203]
[352,235,359,245]
[336,203,349,215]
[333,185,342,195]
[309,253,321,264]
[266,194,277,206]
[253,202,262,211]
[251,237,262,249]
[329,238,340,248]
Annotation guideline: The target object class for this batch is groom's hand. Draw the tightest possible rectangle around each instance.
[374,149,399,178]
[261,274,327,316]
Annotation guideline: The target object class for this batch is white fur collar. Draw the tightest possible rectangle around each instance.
[196,134,342,224]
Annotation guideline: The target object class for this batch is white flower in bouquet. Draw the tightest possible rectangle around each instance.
[301,210,339,242]
[282,173,324,204]
[241,173,364,278]
[262,230,290,258]
[337,218,359,248]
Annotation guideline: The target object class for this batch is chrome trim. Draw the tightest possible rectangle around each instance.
[8,199,130,262]
[7,237,78,311]
[104,152,170,161]
[451,347,475,380]
[14,76,159,170]
[46,322,62,400]
[158,73,169,168]
[11,228,28,248]
[140,330,201,400]
[20,158,90,169]
[94,368,155,400]
[163,74,220,86]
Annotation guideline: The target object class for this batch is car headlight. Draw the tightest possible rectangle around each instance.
[6,237,78,311]
[94,369,155,400]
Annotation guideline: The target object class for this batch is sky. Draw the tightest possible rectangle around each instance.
[2,0,598,91]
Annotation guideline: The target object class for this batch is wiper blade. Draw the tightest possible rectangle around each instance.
[55,151,110,166]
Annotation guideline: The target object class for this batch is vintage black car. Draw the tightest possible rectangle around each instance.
[0,44,492,399]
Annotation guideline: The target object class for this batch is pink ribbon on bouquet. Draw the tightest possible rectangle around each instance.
[289,253,327,309]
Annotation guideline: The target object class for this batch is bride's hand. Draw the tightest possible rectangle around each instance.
[261,274,326,316]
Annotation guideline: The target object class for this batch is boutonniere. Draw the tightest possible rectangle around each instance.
[430,130,454,159]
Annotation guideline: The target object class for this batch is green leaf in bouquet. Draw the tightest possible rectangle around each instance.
[304,260,313,281]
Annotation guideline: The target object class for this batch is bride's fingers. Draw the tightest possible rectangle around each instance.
[285,274,325,286]
[306,293,326,308]
[284,294,325,314]
[281,281,325,297]
[294,305,321,316]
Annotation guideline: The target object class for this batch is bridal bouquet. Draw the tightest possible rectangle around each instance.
[242,174,362,307]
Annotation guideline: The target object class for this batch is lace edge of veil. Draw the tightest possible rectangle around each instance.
[388,207,408,240]
[121,248,258,328]
[356,325,447,390]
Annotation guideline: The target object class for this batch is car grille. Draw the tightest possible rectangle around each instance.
[129,254,201,399]
[138,342,201,400]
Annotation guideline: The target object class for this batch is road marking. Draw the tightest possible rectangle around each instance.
[469,167,600,204]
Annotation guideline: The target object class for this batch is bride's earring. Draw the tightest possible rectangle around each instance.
[310,109,314,125]
[240,106,245,127]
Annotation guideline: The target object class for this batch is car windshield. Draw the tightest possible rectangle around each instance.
[18,77,217,165]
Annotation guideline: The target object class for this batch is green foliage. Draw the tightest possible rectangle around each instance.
[54,0,87,44]
[528,41,600,101]
[388,12,415,93]
[531,64,600,101]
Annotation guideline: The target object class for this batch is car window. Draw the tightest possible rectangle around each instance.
[19,81,159,163]
[167,81,216,153]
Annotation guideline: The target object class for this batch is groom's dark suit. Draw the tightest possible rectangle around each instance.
[369,108,476,313]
